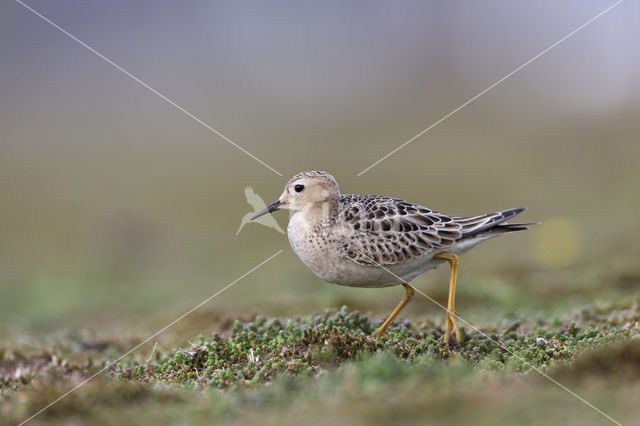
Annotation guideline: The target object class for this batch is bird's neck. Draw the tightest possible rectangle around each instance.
[300,198,339,225]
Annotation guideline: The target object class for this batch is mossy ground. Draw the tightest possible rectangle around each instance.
[2,293,639,425]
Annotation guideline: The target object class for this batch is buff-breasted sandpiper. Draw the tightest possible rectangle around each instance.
[251,171,530,342]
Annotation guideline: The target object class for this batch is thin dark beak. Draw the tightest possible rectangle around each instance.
[251,200,281,220]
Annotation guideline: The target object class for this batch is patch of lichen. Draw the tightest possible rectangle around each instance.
[111,298,639,389]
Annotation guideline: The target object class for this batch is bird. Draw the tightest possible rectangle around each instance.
[251,170,530,343]
[236,186,285,236]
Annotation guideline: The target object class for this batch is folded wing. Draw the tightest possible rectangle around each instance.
[336,195,526,266]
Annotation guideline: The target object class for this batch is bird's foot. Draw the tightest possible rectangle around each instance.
[444,311,462,344]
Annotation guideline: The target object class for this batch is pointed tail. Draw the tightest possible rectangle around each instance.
[456,207,536,239]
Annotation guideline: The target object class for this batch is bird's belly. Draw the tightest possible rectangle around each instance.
[288,216,444,287]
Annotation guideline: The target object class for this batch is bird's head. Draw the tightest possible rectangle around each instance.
[251,171,340,220]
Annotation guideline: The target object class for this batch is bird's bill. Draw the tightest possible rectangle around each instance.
[251,200,281,220]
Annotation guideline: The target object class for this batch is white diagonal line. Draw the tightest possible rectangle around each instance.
[409,287,621,425]
[357,0,625,176]
[347,253,622,426]
[17,250,283,426]
[14,0,283,177]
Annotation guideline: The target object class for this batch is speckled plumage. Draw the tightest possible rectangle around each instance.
[250,170,531,340]
[277,171,528,288]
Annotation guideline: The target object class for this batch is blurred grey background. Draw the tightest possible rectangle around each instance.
[1,0,638,330]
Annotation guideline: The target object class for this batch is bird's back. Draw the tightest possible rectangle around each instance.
[335,194,527,267]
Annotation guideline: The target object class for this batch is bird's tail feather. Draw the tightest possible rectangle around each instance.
[478,222,537,236]
[457,207,536,239]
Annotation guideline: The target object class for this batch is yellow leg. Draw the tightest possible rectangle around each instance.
[372,283,415,338]
[435,253,462,343]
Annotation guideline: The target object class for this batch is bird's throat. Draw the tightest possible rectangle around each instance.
[301,199,339,225]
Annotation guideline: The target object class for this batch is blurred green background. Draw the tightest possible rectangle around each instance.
[1,0,639,338]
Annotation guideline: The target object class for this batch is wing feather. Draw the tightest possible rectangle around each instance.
[336,196,525,266]
[336,195,457,266]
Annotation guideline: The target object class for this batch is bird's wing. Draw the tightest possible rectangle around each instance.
[451,207,527,237]
[335,195,525,267]
[245,186,268,211]
[335,195,461,266]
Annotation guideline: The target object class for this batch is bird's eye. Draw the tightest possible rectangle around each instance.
[294,184,305,193]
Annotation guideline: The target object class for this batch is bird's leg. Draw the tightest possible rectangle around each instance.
[372,283,415,338]
[434,253,462,343]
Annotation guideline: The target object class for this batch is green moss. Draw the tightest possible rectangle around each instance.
[108,298,638,389]
[2,296,639,425]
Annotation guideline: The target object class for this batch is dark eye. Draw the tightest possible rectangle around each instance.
[294,184,305,193]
